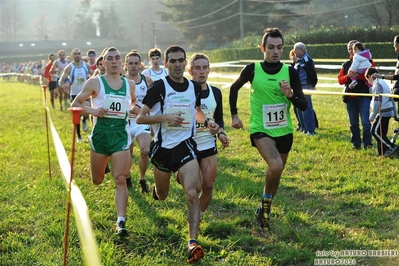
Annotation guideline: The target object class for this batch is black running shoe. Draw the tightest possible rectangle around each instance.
[255,198,272,229]
[116,221,128,237]
[152,185,159,200]
[104,163,110,174]
[139,179,149,194]
[126,176,133,188]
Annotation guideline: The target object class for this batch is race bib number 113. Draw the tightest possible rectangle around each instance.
[262,103,287,129]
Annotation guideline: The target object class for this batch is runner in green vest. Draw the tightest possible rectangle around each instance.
[229,28,307,230]
[71,47,137,237]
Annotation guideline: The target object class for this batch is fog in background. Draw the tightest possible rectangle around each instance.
[1,0,180,53]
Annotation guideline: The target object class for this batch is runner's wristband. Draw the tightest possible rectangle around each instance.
[218,131,227,138]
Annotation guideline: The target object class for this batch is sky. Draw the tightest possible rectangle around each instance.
[14,0,165,38]
[21,0,161,18]
[6,0,169,50]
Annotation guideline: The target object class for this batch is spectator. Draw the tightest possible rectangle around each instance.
[338,40,372,150]
[293,42,318,136]
[348,42,372,89]
[366,67,398,157]
[289,49,303,132]
[372,35,399,111]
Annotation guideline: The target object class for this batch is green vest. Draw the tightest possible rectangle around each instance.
[249,63,293,137]
[96,76,129,129]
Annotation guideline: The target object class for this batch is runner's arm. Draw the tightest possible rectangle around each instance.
[71,78,104,117]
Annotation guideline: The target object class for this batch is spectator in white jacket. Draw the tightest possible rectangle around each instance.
[365,67,398,157]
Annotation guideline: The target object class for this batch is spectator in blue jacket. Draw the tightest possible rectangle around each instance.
[294,42,318,136]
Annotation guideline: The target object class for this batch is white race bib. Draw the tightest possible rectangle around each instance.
[103,94,127,119]
[262,103,287,129]
[165,103,191,130]
[76,76,86,85]
[196,110,212,135]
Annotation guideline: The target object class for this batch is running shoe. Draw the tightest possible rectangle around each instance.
[77,137,83,143]
[82,119,89,132]
[126,176,132,188]
[116,220,128,236]
[187,244,204,264]
[104,163,110,174]
[139,179,149,194]
[255,198,272,229]
[152,185,159,200]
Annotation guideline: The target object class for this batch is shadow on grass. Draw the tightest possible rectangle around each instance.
[108,147,399,265]
[276,181,399,265]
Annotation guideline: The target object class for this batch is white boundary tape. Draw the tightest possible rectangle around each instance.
[209,61,396,71]
[48,112,102,266]
[303,89,399,99]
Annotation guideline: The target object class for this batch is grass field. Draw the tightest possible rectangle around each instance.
[1,75,399,266]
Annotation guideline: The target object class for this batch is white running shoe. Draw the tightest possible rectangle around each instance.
[82,120,89,132]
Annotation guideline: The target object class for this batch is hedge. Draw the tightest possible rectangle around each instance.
[203,42,395,63]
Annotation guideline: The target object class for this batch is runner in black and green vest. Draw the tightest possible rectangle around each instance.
[229,28,307,230]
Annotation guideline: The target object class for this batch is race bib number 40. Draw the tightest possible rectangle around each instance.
[103,95,127,119]
[262,103,287,129]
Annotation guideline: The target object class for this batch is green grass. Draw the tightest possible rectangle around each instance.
[1,76,399,266]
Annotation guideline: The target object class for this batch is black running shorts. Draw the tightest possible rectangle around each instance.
[150,138,198,173]
[250,132,293,154]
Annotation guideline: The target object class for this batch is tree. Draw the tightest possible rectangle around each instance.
[32,11,50,41]
[54,8,74,41]
[289,1,347,31]
[99,3,126,40]
[73,0,97,39]
[354,0,399,27]
[0,0,24,42]
[156,0,310,50]
[295,0,399,30]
